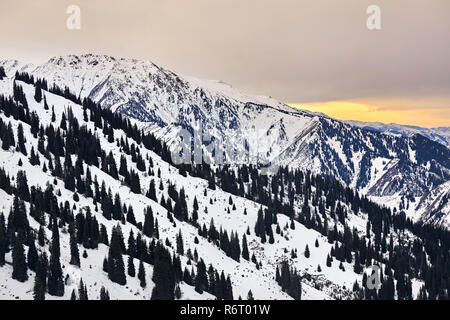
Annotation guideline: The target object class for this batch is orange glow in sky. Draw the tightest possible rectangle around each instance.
[287,98,450,128]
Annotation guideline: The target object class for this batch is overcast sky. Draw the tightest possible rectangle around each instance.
[1,0,449,125]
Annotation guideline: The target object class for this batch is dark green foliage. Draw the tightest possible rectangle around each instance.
[107,225,126,285]
[138,260,146,288]
[100,286,110,300]
[47,219,64,296]
[27,237,38,271]
[12,237,28,282]
[127,256,135,277]
[0,213,6,265]
[151,242,175,300]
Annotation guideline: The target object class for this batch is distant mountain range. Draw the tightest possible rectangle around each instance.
[346,120,450,149]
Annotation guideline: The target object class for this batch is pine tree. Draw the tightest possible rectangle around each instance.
[143,207,154,237]
[107,226,126,285]
[176,230,184,255]
[195,259,208,294]
[127,256,135,277]
[78,278,89,300]
[33,276,45,300]
[241,234,249,261]
[0,213,6,266]
[34,82,42,102]
[47,219,64,296]
[175,284,182,299]
[304,245,310,258]
[151,242,175,300]
[36,252,48,294]
[69,224,80,267]
[100,286,110,300]
[0,66,6,80]
[12,237,28,282]
[17,124,27,155]
[27,237,38,271]
[38,225,46,247]
[138,260,146,288]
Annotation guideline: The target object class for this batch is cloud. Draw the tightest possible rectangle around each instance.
[0,0,449,104]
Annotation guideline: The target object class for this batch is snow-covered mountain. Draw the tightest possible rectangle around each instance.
[415,181,450,227]
[346,120,450,149]
[2,55,449,207]
[0,56,449,301]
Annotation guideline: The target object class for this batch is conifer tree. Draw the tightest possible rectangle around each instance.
[304,245,310,258]
[17,124,27,155]
[242,234,249,261]
[143,207,154,238]
[38,225,46,247]
[27,237,38,271]
[47,219,64,296]
[36,252,48,293]
[12,237,28,282]
[138,260,146,288]
[107,226,126,285]
[151,242,175,300]
[100,286,110,300]
[176,230,184,255]
[33,276,46,300]
[34,82,42,102]
[195,259,208,294]
[0,66,6,80]
[69,224,80,267]
[0,213,6,266]
[127,256,135,277]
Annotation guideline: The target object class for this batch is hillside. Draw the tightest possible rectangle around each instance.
[1,55,449,211]
[0,64,449,300]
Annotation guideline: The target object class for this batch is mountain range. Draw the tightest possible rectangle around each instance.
[0,54,449,300]
[2,54,449,227]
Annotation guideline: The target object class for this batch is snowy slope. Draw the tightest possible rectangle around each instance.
[414,181,450,228]
[1,55,449,205]
[0,76,371,300]
[2,61,448,300]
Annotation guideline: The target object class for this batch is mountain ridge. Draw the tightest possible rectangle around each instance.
[1,54,449,216]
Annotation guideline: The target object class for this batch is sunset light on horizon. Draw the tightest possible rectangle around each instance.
[288,98,450,128]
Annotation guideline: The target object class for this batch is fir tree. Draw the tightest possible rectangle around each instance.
[304,245,310,258]
[138,260,146,288]
[151,242,175,300]
[12,237,28,282]
[127,256,135,277]
[17,124,27,155]
[69,224,80,267]
[176,230,184,255]
[27,237,38,271]
[100,286,110,300]
[34,82,42,103]
[33,276,46,300]
[0,213,6,266]
[47,219,64,296]
[242,234,249,261]
[107,226,126,285]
